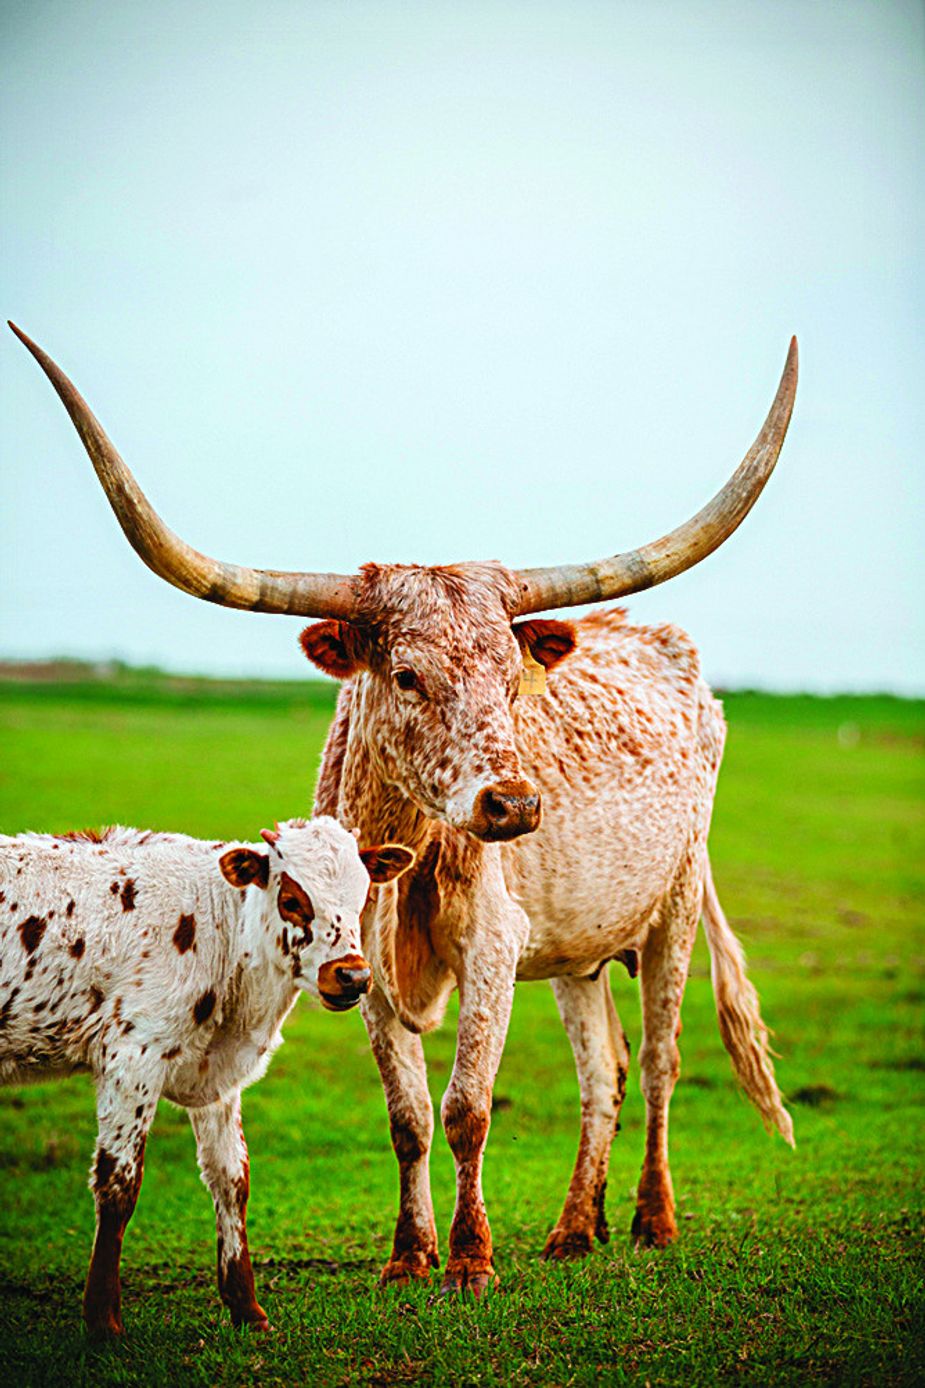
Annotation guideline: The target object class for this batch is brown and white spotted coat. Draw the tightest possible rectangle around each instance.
[0,816,412,1334]
[305,565,794,1295]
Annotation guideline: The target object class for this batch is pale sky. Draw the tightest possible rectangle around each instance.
[2,0,922,692]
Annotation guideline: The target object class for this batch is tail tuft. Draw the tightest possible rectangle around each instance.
[702,860,794,1146]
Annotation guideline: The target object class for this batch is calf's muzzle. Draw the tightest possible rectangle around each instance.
[470,779,542,842]
[317,954,372,1011]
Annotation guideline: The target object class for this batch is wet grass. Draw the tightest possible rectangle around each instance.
[0,673,922,1385]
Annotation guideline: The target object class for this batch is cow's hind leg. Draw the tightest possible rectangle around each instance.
[542,970,630,1261]
[362,987,439,1284]
[189,1092,269,1329]
[632,860,703,1249]
[83,1058,162,1335]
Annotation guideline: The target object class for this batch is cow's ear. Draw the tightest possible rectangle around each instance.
[512,619,576,670]
[219,848,270,890]
[360,843,416,884]
[299,620,364,678]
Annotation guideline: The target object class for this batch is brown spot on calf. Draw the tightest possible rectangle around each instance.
[193,989,216,1025]
[70,937,86,959]
[18,914,47,955]
[120,879,137,912]
[173,913,196,953]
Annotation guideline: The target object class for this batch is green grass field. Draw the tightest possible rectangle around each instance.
[0,669,922,1386]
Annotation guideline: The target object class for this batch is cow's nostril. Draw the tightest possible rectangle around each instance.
[471,782,542,841]
[335,965,371,993]
[483,791,511,823]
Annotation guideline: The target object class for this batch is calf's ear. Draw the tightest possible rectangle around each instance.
[299,620,364,678]
[219,848,270,889]
[512,618,576,670]
[360,843,416,884]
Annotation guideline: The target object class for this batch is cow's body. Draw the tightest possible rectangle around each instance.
[0,818,409,1332]
[311,580,792,1291]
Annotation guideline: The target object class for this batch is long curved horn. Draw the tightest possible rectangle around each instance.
[512,337,798,616]
[9,323,358,619]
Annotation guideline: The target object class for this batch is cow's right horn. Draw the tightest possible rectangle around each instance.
[9,322,359,619]
[511,338,798,616]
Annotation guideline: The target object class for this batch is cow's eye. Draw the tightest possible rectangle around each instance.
[394,668,418,693]
[282,898,299,914]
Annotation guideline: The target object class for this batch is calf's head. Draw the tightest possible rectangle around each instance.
[218,816,413,1009]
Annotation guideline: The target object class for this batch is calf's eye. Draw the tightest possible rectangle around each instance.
[394,668,417,692]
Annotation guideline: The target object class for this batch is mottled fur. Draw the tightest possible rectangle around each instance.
[0,817,410,1333]
[304,565,793,1294]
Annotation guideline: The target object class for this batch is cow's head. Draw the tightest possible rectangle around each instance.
[218,816,413,1008]
[10,324,797,843]
[299,563,576,839]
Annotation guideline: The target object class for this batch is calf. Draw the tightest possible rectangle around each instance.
[0,816,413,1335]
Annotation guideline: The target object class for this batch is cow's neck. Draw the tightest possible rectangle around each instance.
[337,705,435,849]
[338,716,487,889]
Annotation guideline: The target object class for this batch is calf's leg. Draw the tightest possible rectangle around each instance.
[189,1093,268,1329]
[84,1061,162,1335]
[362,987,439,1283]
[542,970,630,1261]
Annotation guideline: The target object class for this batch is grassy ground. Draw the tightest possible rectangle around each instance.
[0,670,922,1385]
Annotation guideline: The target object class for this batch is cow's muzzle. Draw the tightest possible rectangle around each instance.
[317,955,372,1011]
[470,779,542,841]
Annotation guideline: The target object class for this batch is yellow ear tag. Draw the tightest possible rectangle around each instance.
[519,648,547,696]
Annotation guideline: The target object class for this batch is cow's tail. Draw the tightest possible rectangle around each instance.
[701,857,794,1146]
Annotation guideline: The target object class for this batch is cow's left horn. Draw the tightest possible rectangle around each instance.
[9,323,359,619]
[512,337,798,615]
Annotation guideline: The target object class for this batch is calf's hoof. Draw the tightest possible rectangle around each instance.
[84,1312,124,1339]
[541,1227,593,1262]
[439,1259,498,1299]
[230,1298,271,1332]
[236,1312,271,1333]
[631,1207,677,1249]
[380,1250,439,1286]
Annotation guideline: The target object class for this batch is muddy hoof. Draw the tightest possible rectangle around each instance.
[380,1251,438,1286]
[85,1316,124,1339]
[630,1208,677,1249]
[231,1303,271,1332]
[439,1262,498,1298]
[541,1228,593,1262]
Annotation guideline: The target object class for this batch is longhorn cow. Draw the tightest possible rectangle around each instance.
[11,322,797,1296]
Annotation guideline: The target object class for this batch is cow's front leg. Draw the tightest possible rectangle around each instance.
[440,927,520,1298]
[189,1093,269,1329]
[363,986,439,1284]
[84,1058,162,1335]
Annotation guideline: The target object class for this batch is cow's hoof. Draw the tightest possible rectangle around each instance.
[380,1251,438,1286]
[630,1208,677,1249]
[439,1262,498,1298]
[541,1227,593,1262]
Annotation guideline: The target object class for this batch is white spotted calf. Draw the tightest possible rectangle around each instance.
[0,816,413,1335]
